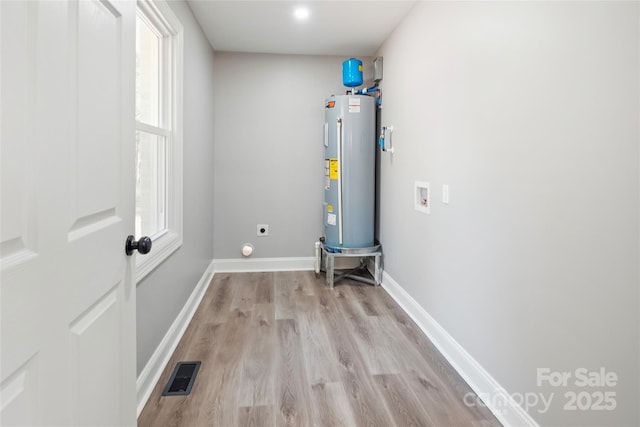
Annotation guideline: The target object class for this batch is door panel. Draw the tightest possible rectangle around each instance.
[69,285,121,426]
[0,1,37,270]
[0,0,136,425]
[75,0,121,220]
[0,356,38,427]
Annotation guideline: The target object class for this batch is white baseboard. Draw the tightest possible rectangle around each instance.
[213,256,315,273]
[136,259,215,416]
[380,270,539,427]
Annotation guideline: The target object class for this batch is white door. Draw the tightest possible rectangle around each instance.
[1,1,137,425]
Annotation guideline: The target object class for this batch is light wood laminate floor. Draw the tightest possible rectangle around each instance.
[138,271,501,427]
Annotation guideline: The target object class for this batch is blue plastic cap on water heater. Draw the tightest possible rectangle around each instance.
[342,58,363,88]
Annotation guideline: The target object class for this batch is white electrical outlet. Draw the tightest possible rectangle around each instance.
[257,224,269,236]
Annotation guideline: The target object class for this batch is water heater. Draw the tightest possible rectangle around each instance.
[323,94,375,251]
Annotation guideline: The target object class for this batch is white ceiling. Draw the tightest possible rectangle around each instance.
[186,1,417,56]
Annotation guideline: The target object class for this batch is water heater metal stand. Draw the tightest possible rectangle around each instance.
[320,244,382,288]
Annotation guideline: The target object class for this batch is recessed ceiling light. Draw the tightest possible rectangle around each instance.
[294,6,310,20]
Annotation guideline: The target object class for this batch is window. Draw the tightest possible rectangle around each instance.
[135,0,183,281]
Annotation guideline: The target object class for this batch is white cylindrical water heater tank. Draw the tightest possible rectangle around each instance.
[323,94,375,251]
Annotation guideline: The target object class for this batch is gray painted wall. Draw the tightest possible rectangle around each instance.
[213,53,370,259]
[136,0,215,375]
[377,2,639,425]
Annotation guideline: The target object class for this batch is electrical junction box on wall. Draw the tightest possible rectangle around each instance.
[373,56,383,82]
[257,224,269,236]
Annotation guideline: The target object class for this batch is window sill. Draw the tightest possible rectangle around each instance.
[135,230,182,283]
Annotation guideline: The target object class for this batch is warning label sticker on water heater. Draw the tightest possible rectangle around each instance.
[329,158,339,179]
[348,97,361,113]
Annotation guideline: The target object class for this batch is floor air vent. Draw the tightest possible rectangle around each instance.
[162,361,201,396]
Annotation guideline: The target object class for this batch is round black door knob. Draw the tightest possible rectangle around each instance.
[125,235,152,256]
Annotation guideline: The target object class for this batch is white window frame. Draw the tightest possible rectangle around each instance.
[135,0,183,282]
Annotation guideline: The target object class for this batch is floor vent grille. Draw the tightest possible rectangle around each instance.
[162,361,201,396]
